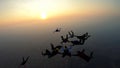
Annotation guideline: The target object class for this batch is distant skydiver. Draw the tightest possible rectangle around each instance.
[72,49,93,62]
[54,28,61,33]
[19,56,30,68]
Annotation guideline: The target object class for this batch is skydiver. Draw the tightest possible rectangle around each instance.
[54,28,61,33]
[75,32,91,45]
[60,46,73,58]
[42,43,62,58]
[72,49,93,62]
[61,34,69,44]
[70,40,81,46]
[19,56,30,68]
[50,43,62,51]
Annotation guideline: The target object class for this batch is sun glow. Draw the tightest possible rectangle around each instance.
[40,12,47,19]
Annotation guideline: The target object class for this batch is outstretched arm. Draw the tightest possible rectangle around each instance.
[66,34,69,39]
[25,56,30,62]
[61,36,64,40]
[71,30,74,35]
[50,43,54,50]
[22,57,25,62]
[68,31,72,36]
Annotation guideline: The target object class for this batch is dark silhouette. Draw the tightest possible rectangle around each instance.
[61,34,69,44]
[20,56,30,66]
[54,28,61,33]
[60,46,72,58]
[73,49,93,62]
[75,32,91,45]
[68,30,75,38]
[42,31,93,62]
[70,40,81,46]
[42,43,62,58]
[41,49,54,58]
[50,43,62,51]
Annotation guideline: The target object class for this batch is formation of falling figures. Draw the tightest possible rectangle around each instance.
[42,29,93,62]
[19,29,93,68]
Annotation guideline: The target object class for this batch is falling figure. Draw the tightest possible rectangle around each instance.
[41,43,62,58]
[73,49,93,62]
[54,28,61,33]
[61,34,69,44]
[70,40,81,46]
[19,56,30,68]
[75,32,91,45]
[50,43,62,51]
[60,46,72,58]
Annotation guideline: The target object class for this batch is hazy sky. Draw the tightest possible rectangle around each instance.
[0,1,120,67]
[0,0,120,23]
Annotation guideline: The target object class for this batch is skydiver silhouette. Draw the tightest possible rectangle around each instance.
[73,49,93,62]
[61,34,69,44]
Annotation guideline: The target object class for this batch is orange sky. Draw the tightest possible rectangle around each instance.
[0,0,119,25]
